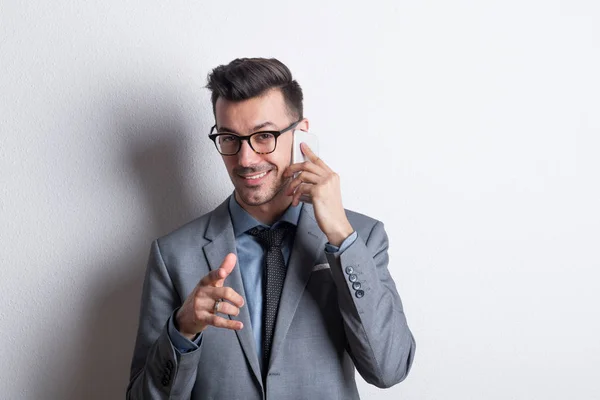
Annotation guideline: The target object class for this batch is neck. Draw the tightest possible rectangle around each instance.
[234,190,293,226]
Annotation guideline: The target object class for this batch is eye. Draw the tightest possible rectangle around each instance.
[256,133,275,141]
[219,134,238,143]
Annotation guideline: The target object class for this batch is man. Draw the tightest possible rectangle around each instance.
[127,58,415,400]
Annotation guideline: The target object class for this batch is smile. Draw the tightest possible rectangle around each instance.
[239,170,270,181]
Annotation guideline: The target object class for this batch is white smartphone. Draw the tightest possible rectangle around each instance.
[292,130,319,164]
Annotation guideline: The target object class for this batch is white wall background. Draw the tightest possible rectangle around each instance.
[1,0,599,399]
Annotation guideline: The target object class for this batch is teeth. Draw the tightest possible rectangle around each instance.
[243,171,268,180]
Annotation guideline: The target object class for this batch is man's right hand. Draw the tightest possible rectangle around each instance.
[175,253,245,339]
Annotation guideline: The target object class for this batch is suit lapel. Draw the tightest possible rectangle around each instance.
[268,203,327,371]
[203,198,263,390]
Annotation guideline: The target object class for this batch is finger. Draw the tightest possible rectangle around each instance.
[285,171,320,196]
[292,186,303,207]
[199,312,243,330]
[292,181,314,207]
[300,143,332,172]
[199,253,237,287]
[286,176,303,197]
[210,286,245,308]
[199,268,227,287]
[213,300,240,317]
[194,295,241,318]
[285,160,323,178]
[294,170,321,185]
[214,253,237,288]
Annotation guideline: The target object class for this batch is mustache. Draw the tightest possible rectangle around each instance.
[234,165,275,175]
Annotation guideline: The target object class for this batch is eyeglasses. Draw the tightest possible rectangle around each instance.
[209,120,301,156]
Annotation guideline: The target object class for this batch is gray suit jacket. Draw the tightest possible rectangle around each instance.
[127,198,415,400]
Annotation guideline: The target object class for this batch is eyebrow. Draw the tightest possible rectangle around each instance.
[217,121,279,134]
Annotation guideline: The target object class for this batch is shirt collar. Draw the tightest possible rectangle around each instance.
[228,193,303,237]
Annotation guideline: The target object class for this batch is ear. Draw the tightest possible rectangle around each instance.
[298,118,310,132]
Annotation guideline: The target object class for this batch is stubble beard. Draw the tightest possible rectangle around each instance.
[233,166,291,207]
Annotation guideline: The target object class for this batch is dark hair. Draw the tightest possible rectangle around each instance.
[206,58,303,120]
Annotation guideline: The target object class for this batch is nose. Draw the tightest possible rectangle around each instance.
[236,140,261,167]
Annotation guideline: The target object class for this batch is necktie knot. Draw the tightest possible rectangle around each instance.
[248,225,290,249]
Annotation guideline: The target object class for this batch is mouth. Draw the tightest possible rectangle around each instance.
[237,170,271,185]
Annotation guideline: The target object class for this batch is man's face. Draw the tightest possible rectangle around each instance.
[215,89,305,207]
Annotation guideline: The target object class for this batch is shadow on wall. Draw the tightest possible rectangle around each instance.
[34,87,221,400]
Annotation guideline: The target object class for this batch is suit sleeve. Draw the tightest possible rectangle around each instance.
[325,221,416,388]
[126,240,202,399]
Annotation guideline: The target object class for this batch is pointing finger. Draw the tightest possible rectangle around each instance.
[200,253,237,287]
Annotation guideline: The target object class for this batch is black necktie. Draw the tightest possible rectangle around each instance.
[248,224,291,372]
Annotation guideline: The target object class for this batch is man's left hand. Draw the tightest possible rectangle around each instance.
[284,143,354,247]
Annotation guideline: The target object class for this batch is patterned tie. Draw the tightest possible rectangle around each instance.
[248,224,291,373]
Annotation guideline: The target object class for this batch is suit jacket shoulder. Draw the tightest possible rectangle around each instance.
[154,198,229,273]
[344,208,384,239]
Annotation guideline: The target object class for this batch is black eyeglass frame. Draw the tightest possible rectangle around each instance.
[208,120,302,155]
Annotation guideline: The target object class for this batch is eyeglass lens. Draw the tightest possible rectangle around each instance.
[216,132,276,155]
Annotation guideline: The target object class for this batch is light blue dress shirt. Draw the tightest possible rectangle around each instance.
[167,196,358,369]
